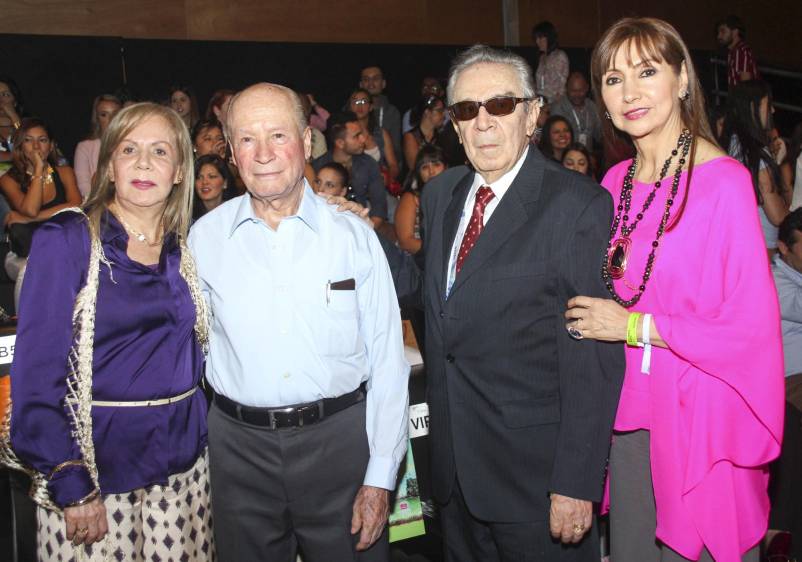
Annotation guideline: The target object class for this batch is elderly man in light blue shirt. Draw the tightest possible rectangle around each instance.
[773,208,802,413]
[189,83,409,562]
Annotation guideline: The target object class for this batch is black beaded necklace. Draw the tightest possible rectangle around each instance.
[602,129,693,307]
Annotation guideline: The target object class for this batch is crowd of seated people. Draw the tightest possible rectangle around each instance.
[0,31,799,279]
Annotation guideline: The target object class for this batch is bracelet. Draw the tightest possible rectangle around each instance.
[48,459,86,479]
[626,312,642,347]
[641,313,652,346]
[641,313,653,375]
[67,488,100,508]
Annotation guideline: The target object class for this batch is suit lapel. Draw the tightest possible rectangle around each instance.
[448,148,546,297]
[439,170,474,299]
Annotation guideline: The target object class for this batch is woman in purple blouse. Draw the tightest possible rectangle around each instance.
[5,103,214,561]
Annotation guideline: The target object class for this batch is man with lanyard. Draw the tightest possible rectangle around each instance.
[550,72,602,152]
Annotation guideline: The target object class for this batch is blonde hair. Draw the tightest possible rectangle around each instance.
[83,102,196,241]
[88,94,122,140]
[590,17,719,227]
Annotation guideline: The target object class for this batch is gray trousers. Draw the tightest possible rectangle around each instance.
[609,430,759,562]
[208,398,389,562]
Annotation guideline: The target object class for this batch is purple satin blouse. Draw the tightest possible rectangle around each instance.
[10,210,206,507]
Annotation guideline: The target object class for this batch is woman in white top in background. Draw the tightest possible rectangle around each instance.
[724,79,789,254]
[532,21,570,105]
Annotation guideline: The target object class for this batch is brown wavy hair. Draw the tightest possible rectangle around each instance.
[8,118,58,188]
[590,17,718,228]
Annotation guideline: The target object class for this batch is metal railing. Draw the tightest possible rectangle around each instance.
[711,57,802,114]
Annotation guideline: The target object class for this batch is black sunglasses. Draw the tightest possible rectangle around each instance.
[448,96,536,121]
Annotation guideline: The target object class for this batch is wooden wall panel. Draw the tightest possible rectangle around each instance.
[518,0,802,70]
[0,0,187,39]
[0,0,504,46]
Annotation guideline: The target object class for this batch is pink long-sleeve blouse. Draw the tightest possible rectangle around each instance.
[603,155,785,561]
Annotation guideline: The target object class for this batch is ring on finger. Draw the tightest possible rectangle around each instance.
[567,323,584,340]
[572,523,585,534]
[76,527,89,535]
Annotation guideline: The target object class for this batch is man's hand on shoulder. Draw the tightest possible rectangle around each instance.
[548,492,592,544]
[351,485,390,551]
[322,194,373,227]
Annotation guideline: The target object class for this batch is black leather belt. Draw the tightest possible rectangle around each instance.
[213,384,366,429]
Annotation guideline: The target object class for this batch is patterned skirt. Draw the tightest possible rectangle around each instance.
[37,451,215,561]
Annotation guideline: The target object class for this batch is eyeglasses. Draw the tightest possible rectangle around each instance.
[448,96,536,121]
[352,98,370,106]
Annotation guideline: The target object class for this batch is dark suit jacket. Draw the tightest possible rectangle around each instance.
[418,147,624,523]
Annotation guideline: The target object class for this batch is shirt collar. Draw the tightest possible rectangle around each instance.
[774,254,802,286]
[229,180,320,237]
[470,146,530,200]
[101,209,128,244]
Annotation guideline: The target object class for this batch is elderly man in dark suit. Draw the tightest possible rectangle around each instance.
[383,44,624,561]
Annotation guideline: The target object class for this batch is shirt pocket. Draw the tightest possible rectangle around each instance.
[323,289,360,356]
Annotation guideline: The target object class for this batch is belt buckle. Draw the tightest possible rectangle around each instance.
[297,402,323,427]
[269,407,296,430]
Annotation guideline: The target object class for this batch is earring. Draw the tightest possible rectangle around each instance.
[680,90,690,101]
[604,111,611,120]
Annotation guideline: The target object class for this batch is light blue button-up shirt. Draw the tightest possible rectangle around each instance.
[188,183,410,489]
[772,255,802,377]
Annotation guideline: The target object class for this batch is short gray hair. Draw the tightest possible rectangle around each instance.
[446,45,536,106]
[225,83,308,139]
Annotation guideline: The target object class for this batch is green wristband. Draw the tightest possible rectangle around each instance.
[627,312,642,347]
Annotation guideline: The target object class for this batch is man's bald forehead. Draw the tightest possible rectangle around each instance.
[226,83,306,134]
[228,84,291,119]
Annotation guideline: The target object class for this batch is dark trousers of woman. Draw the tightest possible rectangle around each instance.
[609,430,759,562]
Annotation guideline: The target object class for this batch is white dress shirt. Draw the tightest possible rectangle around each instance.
[446,147,530,296]
[188,183,410,489]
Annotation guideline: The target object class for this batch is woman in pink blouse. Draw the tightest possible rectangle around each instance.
[565,17,784,562]
[73,94,121,197]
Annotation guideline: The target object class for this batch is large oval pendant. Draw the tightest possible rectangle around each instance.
[608,237,631,279]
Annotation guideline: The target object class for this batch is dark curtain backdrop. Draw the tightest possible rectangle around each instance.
[3,33,725,163]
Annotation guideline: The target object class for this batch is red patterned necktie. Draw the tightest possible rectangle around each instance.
[456,185,495,274]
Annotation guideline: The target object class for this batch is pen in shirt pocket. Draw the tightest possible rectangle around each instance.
[326,280,331,305]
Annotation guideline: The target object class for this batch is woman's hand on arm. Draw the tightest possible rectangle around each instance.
[565,296,668,348]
